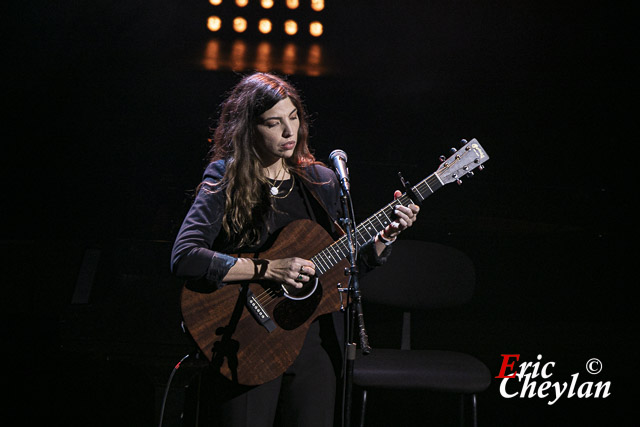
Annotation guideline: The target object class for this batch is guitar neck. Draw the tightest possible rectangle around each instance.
[311,172,443,275]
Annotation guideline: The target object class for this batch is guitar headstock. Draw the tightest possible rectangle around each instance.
[436,138,489,185]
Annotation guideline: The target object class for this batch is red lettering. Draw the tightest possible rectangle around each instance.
[496,354,520,378]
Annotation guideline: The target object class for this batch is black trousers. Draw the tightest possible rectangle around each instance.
[192,316,342,427]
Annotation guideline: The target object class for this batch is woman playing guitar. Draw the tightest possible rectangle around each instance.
[171,72,419,427]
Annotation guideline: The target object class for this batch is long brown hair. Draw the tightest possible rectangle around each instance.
[206,72,318,247]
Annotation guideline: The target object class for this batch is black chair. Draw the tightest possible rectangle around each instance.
[353,240,491,427]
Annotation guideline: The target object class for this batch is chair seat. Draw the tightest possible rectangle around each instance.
[353,349,491,393]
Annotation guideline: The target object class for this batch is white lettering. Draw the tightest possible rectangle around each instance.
[517,361,534,380]
[537,381,551,398]
[594,382,611,398]
[499,378,519,398]
[521,375,537,398]
[568,373,579,398]
[541,361,555,378]
[499,356,612,405]
[548,381,568,405]
[530,354,543,378]
[577,381,593,398]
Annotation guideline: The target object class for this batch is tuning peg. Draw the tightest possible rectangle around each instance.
[467,171,474,177]
[439,155,446,162]
[450,147,457,154]
[478,165,485,171]
[456,179,463,185]
[460,139,468,147]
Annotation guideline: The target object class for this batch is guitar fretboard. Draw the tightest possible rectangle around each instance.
[311,172,443,275]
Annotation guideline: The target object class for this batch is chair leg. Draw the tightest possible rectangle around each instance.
[359,389,368,427]
[459,394,478,427]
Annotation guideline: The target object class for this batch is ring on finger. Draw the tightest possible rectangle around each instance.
[296,274,304,281]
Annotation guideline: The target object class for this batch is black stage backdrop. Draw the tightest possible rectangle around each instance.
[4,1,635,426]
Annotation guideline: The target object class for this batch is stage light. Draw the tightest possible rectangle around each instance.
[233,17,247,33]
[309,21,323,37]
[204,0,326,39]
[207,16,222,32]
[231,39,248,70]
[306,43,323,76]
[202,39,221,70]
[311,0,324,12]
[282,43,297,75]
[201,39,328,76]
[284,20,298,36]
[255,41,272,72]
[259,19,272,34]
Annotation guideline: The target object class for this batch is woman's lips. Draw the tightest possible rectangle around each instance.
[282,141,296,150]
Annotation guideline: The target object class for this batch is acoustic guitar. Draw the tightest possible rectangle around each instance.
[181,138,489,385]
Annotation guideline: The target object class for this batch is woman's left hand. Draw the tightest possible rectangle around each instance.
[382,190,420,239]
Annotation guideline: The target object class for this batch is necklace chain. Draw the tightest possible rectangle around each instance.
[269,173,295,199]
[266,159,294,199]
[268,165,286,195]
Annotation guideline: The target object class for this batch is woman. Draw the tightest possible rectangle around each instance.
[171,72,419,427]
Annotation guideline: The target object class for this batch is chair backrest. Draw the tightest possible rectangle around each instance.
[361,239,475,310]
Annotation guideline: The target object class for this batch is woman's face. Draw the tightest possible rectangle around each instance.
[255,97,299,165]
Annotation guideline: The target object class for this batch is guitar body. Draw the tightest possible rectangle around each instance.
[180,219,349,386]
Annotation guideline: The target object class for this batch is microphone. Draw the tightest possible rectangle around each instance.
[329,149,350,192]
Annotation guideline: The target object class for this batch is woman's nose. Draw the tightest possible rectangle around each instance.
[282,120,294,137]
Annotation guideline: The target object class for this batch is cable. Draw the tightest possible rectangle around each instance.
[158,353,191,427]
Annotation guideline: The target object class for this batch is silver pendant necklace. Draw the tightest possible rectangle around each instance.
[270,173,295,199]
[268,162,286,196]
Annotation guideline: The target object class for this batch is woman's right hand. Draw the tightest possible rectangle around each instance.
[264,257,316,289]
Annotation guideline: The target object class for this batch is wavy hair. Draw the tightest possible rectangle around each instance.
[206,72,319,247]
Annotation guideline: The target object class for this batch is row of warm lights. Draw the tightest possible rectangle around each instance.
[208,16,323,36]
[209,0,324,11]
[202,39,326,76]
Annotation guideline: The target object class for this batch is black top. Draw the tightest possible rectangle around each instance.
[170,159,391,287]
[269,177,311,232]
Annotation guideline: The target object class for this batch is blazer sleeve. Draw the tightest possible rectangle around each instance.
[170,183,237,287]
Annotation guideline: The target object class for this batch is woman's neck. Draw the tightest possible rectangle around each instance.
[263,158,291,180]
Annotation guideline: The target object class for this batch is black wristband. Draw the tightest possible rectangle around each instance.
[377,231,396,246]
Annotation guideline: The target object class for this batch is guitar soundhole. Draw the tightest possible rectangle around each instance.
[273,281,323,331]
[282,276,318,300]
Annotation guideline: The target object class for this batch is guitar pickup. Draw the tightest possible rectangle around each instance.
[246,289,277,333]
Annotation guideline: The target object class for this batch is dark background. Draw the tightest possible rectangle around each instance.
[4,1,635,426]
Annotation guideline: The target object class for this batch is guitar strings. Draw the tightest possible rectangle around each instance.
[256,289,277,306]
[251,199,408,309]
[249,178,436,311]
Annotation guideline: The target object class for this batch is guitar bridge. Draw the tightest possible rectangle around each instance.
[246,289,277,332]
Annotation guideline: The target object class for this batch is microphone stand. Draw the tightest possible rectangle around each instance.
[338,183,371,427]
